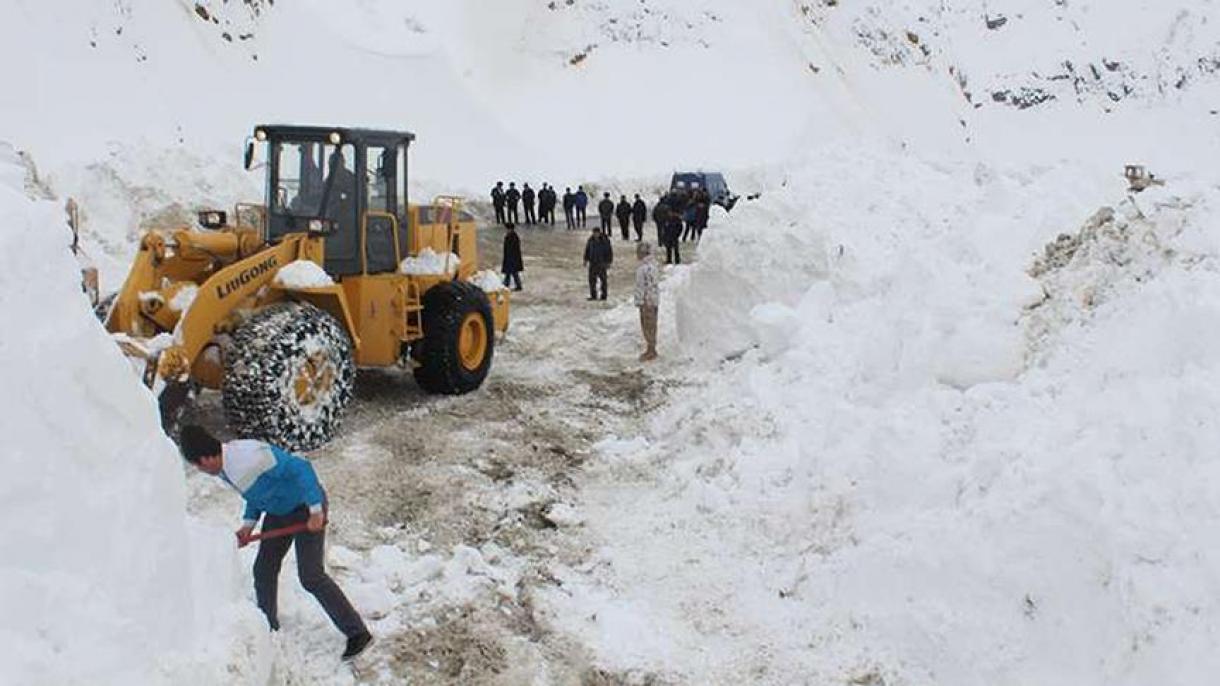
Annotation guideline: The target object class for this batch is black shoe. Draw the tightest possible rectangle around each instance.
[587,296,597,301]
[600,296,608,301]
[342,632,374,661]
[513,286,523,291]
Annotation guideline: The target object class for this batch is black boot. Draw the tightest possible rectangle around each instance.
[342,632,374,661]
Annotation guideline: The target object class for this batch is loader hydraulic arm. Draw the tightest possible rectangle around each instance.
[156,235,324,381]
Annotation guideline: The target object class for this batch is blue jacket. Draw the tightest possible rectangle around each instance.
[220,439,325,525]
[575,191,589,209]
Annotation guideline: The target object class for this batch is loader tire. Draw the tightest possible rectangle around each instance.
[222,302,354,451]
[413,281,495,395]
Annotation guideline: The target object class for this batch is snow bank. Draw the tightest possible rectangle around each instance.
[273,259,334,289]
[555,137,1220,683]
[400,247,459,276]
[0,151,268,684]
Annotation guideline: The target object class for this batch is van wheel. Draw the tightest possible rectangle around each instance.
[223,302,355,451]
[413,281,495,395]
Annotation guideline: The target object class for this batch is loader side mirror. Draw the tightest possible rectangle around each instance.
[244,139,255,170]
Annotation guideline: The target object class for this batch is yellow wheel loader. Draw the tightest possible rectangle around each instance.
[101,125,510,450]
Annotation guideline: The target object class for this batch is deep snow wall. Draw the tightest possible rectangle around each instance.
[0,146,267,685]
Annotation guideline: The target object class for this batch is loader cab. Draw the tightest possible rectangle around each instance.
[255,125,415,277]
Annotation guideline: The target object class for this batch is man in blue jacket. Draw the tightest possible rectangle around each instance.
[179,425,373,661]
[574,186,589,228]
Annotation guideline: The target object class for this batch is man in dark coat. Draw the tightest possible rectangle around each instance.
[631,194,648,241]
[562,187,576,230]
[501,223,524,290]
[583,227,613,301]
[491,181,506,225]
[652,195,669,246]
[575,186,589,228]
[598,192,615,235]
[546,184,558,224]
[615,195,633,241]
[664,206,683,265]
[537,184,551,225]
[505,182,521,224]
[522,183,536,225]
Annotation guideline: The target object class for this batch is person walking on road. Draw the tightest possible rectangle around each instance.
[501,222,524,291]
[563,187,576,229]
[179,425,374,662]
[631,194,647,241]
[491,181,505,225]
[575,186,589,228]
[634,241,660,361]
[505,182,521,224]
[598,192,615,235]
[583,227,613,301]
[616,195,633,241]
[522,183,536,225]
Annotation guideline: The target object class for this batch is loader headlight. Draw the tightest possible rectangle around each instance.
[306,218,336,235]
[254,129,267,141]
[328,131,342,145]
[198,210,227,229]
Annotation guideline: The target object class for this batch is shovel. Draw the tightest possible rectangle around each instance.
[237,522,321,548]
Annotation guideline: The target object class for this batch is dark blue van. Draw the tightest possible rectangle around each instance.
[670,171,739,211]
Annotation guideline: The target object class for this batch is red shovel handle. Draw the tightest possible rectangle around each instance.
[237,522,315,548]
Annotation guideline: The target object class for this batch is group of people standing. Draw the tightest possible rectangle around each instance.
[490,181,561,226]
[650,186,711,266]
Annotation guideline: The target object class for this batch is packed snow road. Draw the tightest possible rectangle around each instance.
[184,223,696,684]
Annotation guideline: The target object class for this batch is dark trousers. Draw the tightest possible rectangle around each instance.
[600,214,612,234]
[619,218,631,240]
[253,504,367,639]
[544,207,555,225]
[682,221,696,241]
[507,204,519,223]
[576,206,587,227]
[493,203,505,224]
[524,204,536,224]
[666,240,681,265]
[564,208,575,229]
[588,266,608,300]
[503,271,522,290]
[655,223,663,245]
[633,218,644,241]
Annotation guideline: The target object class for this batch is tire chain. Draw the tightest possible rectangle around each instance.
[222,302,355,451]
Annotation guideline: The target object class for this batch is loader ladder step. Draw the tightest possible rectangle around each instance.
[403,279,424,340]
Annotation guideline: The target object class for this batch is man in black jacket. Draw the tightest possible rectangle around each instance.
[615,195,633,241]
[583,227,613,301]
[491,181,505,225]
[501,223,524,290]
[562,188,576,230]
[505,183,521,224]
[652,195,668,246]
[522,183,536,225]
[631,194,648,241]
[598,192,615,235]
[541,184,556,225]
[664,208,683,265]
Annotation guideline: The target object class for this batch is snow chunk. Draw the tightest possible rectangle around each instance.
[273,260,333,289]
[472,269,508,292]
[400,247,459,275]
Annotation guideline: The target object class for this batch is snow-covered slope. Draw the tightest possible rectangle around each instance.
[4,0,1218,283]
[0,146,268,685]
